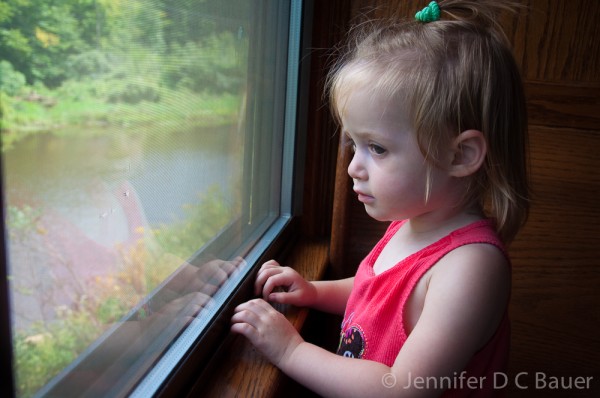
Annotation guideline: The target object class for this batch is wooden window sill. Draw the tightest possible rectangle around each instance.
[191,238,330,397]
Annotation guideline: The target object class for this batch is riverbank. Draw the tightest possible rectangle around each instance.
[1,86,242,152]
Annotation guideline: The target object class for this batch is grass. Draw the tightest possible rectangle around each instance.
[1,80,242,151]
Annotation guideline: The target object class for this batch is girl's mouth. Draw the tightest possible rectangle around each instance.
[354,189,374,204]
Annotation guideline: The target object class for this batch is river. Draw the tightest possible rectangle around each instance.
[3,124,243,332]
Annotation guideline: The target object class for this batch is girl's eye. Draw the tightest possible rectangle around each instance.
[369,144,386,155]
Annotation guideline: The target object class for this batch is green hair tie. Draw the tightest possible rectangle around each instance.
[415,1,441,23]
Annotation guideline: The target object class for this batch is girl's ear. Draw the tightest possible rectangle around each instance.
[448,129,487,177]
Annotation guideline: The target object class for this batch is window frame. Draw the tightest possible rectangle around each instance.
[0,0,311,396]
[1,184,15,398]
[151,1,315,394]
[138,0,311,394]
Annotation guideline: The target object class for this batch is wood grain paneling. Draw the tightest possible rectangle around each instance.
[506,125,599,396]
[525,82,600,130]
[516,0,600,83]
[298,0,350,240]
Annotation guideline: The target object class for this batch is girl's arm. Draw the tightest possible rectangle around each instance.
[310,278,354,315]
[232,298,415,397]
[255,260,353,315]
[232,244,510,398]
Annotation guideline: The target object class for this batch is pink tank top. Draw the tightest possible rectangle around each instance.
[337,219,510,397]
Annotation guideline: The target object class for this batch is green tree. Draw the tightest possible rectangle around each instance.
[0,60,26,95]
[0,0,103,87]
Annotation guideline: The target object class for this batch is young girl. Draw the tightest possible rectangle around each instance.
[231,0,529,396]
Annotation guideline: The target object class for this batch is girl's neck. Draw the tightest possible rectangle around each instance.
[373,205,485,276]
[403,203,485,242]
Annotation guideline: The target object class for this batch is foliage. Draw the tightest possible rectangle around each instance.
[6,205,42,235]
[155,185,236,259]
[0,0,249,149]
[161,32,246,94]
[0,0,97,87]
[0,60,26,96]
[14,313,98,398]
[106,81,161,104]
[12,187,234,397]
[0,0,248,88]
[4,1,248,395]
[66,50,113,80]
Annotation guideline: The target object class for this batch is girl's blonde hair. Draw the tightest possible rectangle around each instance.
[327,0,530,244]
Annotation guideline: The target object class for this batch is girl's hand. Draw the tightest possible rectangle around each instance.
[231,299,303,368]
[255,260,317,306]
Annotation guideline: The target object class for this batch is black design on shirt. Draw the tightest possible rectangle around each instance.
[337,324,365,359]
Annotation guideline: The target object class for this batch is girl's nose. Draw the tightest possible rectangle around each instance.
[347,152,367,180]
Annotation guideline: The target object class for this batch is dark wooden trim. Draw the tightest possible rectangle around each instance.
[329,140,354,279]
[299,0,350,240]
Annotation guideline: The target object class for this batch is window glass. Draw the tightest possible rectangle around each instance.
[0,0,297,396]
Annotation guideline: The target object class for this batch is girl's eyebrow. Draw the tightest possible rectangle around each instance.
[344,128,373,138]
[344,129,385,143]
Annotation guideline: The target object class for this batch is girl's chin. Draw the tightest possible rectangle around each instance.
[363,206,391,222]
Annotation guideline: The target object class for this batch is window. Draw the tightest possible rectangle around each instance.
[0,0,305,396]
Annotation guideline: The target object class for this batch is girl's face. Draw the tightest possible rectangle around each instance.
[341,88,454,222]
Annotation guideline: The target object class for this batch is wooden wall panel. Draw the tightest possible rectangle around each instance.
[299,0,351,240]
[507,125,599,396]
[515,0,600,83]
[326,0,600,396]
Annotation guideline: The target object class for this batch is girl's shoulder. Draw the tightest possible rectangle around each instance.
[405,241,511,368]
[434,217,510,283]
[429,240,511,314]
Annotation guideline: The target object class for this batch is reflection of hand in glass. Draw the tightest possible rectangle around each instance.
[167,256,246,298]
[140,256,245,323]
[134,257,245,355]
[98,257,245,368]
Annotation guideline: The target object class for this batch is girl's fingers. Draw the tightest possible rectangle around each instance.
[257,260,283,277]
[231,305,260,338]
[230,320,257,337]
[231,307,258,325]
[260,260,280,270]
[255,265,284,295]
[234,298,270,314]
[231,299,271,334]
[231,298,301,366]
[268,288,303,304]
[261,273,291,300]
